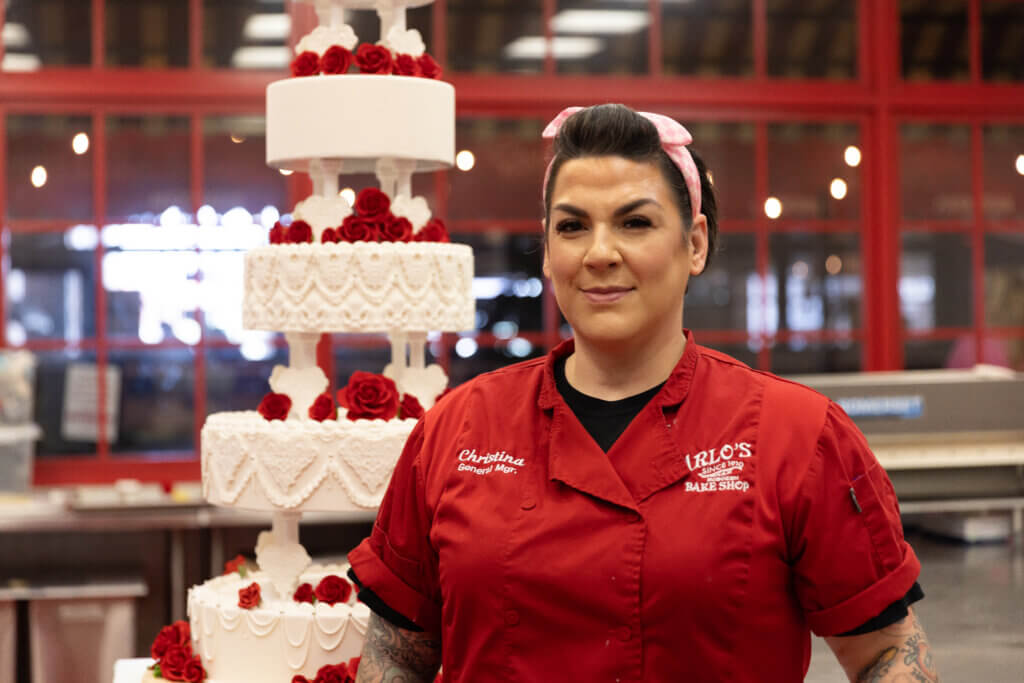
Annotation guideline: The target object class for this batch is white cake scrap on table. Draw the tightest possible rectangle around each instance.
[144,1,471,681]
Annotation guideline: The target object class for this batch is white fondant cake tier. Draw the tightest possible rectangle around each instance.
[267,75,454,173]
[202,411,416,512]
[243,242,474,334]
[188,564,370,682]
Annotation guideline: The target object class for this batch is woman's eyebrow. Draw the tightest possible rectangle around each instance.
[552,198,661,218]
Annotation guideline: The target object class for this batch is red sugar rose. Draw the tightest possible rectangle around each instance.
[348,657,360,677]
[160,644,192,681]
[321,227,340,243]
[238,582,261,609]
[150,620,190,660]
[309,393,337,422]
[381,215,413,242]
[291,50,320,77]
[292,677,311,683]
[287,220,314,244]
[314,575,352,606]
[417,53,442,80]
[258,392,292,421]
[400,393,424,420]
[339,215,380,242]
[338,371,399,421]
[269,221,287,244]
[183,656,206,683]
[354,187,391,217]
[394,53,419,76]
[293,582,315,604]
[223,554,246,576]
[320,45,352,75]
[355,43,394,74]
[313,662,352,683]
[415,218,450,243]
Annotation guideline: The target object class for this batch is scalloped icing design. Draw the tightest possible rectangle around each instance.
[243,242,474,333]
[202,412,414,511]
[188,566,370,682]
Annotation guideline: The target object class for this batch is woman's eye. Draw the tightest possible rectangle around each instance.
[555,219,584,233]
[624,216,653,228]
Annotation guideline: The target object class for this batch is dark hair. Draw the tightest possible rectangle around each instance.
[543,104,718,271]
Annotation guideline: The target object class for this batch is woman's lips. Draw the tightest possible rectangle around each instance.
[582,287,632,304]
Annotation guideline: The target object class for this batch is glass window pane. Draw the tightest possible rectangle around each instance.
[343,4,433,51]
[34,350,98,458]
[2,0,91,70]
[106,115,191,220]
[766,0,856,79]
[663,0,752,78]
[447,0,543,74]
[684,121,756,221]
[552,1,648,75]
[698,341,758,368]
[772,341,862,374]
[685,233,755,332]
[334,343,400,391]
[447,343,545,387]
[981,0,1024,82]
[6,114,93,220]
[454,232,543,335]
[102,224,201,341]
[203,116,286,214]
[900,123,972,221]
[982,125,1024,222]
[770,232,863,333]
[900,232,973,330]
[767,122,862,221]
[110,349,195,454]
[984,233,1024,334]
[900,0,969,81]
[5,229,97,344]
[206,345,287,414]
[450,119,545,222]
[904,339,956,369]
[105,0,190,67]
[203,0,287,70]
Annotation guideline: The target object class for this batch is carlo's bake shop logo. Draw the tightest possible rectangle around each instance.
[457,448,524,476]
[684,442,753,493]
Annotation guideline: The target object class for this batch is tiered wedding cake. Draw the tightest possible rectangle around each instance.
[145,2,472,681]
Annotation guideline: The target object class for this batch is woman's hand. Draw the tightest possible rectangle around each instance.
[355,612,442,683]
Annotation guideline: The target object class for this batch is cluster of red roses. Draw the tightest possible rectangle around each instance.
[291,43,442,80]
[293,574,353,605]
[269,187,451,245]
[291,658,360,683]
[149,621,206,682]
[258,371,424,423]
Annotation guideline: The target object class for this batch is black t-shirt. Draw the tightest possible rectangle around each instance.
[352,356,923,635]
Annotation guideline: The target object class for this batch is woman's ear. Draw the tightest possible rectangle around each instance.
[687,214,709,276]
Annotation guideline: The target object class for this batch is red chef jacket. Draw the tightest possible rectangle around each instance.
[348,332,921,682]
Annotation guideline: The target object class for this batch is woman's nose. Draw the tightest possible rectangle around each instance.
[582,224,621,269]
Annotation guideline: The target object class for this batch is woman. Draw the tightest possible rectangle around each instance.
[348,105,936,682]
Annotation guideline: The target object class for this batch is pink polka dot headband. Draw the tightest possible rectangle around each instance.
[542,106,702,221]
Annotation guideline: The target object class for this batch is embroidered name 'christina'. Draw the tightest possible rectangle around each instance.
[458,449,525,467]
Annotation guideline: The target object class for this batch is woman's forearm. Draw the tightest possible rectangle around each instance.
[355,612,442,683]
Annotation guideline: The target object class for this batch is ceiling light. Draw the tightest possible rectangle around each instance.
[230,133,245,144]
[844,145,861,167]
[72,132,90,155]
[764,197,782,219]
[830,178,848,200]
[1016,154,1024,176]
[2,53,41,71]
[2,23,30,49]
[243,14,292,42]
[340,188,355,206]
[31,165,47,188]
[504,36,603,61]
[550,10,649,35]
[456,150,475,172]
[231,46,291,69]
[279,168,294,176]
[826,255,843,275]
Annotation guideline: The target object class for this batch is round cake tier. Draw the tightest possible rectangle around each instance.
[188,564,370,682]
[202,411,415,512]
[267,75,454,173]
[243,242,474,334]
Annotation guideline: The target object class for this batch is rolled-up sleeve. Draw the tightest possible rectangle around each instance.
[347,420,442,633]
[789,402,921,636]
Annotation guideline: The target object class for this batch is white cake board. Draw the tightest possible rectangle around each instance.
[113,658,154,683]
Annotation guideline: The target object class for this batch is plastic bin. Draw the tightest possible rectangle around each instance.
[0,424,41,492]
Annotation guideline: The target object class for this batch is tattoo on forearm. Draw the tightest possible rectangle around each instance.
[856,615,938,683]
[356,612,442,683]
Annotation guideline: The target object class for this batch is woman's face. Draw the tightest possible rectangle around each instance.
[543,155,708,352]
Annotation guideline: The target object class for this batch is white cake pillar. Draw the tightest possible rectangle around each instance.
[376,158,399,198]
[408,331,427,370]
[286,332,320,370]
[377,2,406,40]
[388,331,407,385]
[318,160,342,199]
[256,511,311,600]
[395,159,416,199]
[272,511,302,549]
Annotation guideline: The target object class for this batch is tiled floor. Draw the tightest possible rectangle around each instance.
[804,529,1024,682]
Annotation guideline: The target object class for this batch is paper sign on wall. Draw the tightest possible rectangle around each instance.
[61,363,121,443]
